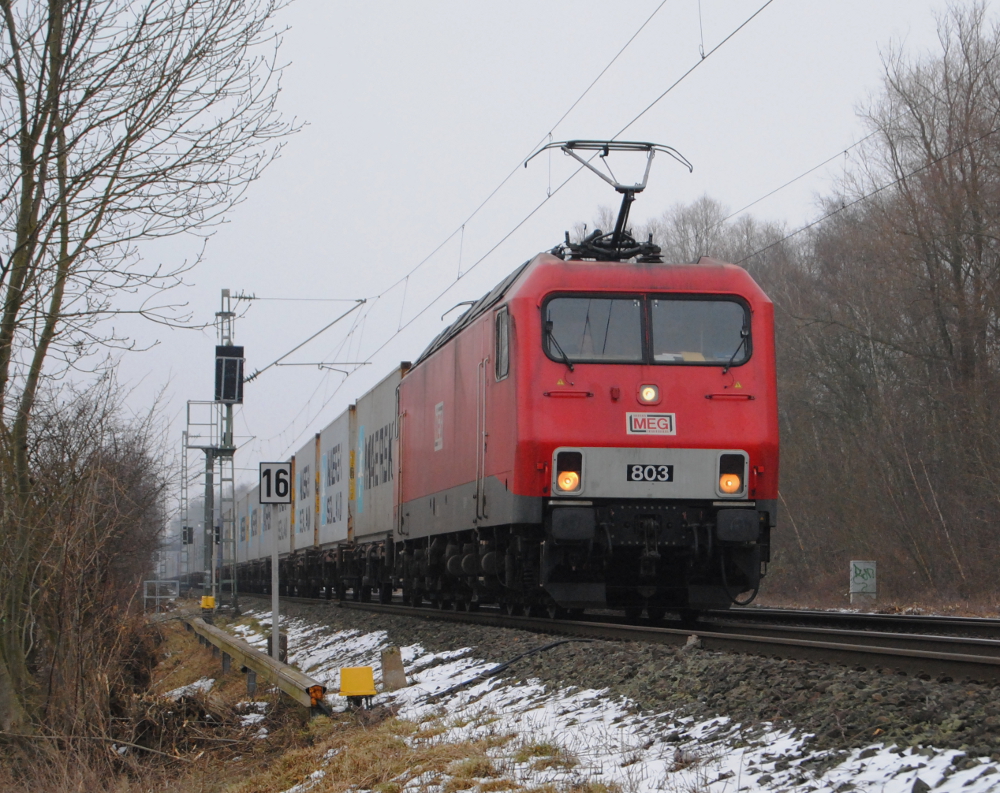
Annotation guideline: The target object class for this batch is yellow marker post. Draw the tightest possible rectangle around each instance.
[200,594,216,624]
[339,666,377,709]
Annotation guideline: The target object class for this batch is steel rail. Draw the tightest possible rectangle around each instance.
[696,618,1000,658]
[707,607,1000,639]
[259,596,1000,684]
[186,616,328,710]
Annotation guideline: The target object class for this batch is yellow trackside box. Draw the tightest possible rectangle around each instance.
[339,666,377,697]
[200,595,216,610]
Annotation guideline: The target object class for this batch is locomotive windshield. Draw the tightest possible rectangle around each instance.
[650,298,749,365]
[543,294,750,366]
[544,297,643,362]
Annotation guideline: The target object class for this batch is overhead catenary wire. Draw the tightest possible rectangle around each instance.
[666,48,998,255]
[735,122,1000,265]
[267,305,371,454]
[661,137,875,257]
[243,301,365,383]
[232,291,364,302]
[613,0,776,139]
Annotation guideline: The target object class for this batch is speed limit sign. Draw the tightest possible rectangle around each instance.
[259,462,291,504]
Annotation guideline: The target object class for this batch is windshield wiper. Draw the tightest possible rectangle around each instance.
[545,321,575,372]
[722,329,749,374]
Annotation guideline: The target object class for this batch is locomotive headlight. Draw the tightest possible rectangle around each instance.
[719,473,742,494]
[638,384,660,404]
[717,453,747,496]
[558,471,581,491]
[555,450,583,493]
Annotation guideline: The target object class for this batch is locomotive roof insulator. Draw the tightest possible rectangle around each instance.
[525,140,693,264]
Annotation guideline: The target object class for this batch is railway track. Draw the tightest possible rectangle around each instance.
[242,594,1000,686]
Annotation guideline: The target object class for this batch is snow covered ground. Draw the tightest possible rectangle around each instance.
[165,677,215,700]
[230,609,1000,793]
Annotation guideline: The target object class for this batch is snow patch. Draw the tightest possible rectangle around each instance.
[164,677,214,700]
[279,769,325,793]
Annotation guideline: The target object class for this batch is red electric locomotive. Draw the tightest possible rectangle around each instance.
[394,141,778,618]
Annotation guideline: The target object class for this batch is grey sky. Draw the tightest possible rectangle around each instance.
[111,0,950,490]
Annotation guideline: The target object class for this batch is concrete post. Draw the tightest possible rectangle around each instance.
[850,560,876,605]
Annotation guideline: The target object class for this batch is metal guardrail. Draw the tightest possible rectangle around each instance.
[186,616,327,710]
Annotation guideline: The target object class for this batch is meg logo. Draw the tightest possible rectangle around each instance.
[627,412,676,435]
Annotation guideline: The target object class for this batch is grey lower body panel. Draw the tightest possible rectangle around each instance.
[399,477,543,540]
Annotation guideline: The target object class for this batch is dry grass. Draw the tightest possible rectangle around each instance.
[225,712,517,793]
[528,753,578,772]
[0,614,612,793]
[512,742,562,763]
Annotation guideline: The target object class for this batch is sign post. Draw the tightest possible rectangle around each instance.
[850,560,877,605]
[260,462,291,661]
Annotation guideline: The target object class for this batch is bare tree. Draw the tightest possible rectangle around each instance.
[852,1,1000,388]
[0,0,294,730]
[763,2,1000,603]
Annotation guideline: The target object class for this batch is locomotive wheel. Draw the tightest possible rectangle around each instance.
[569,608,585,618]
[467,601,480,612]
[547,604,568,620]
[624,606,643,621]
[360,586,372,603]
[436,598,452,611]
[453,600,467,612]
[527,603,547,618]
[379,585,392,604]
[646,607,666,623]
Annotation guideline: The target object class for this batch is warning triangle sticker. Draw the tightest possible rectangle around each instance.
[556,379,565,386]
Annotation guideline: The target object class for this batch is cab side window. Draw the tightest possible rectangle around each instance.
[495,306,510,380]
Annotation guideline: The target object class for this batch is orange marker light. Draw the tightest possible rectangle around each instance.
[639,385,659,403]
[719,474,741,494]
[557,471,581,491]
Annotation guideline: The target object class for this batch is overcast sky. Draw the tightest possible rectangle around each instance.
[110,0,957,496]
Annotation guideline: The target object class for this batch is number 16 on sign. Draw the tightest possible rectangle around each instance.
[259,462,291,504]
